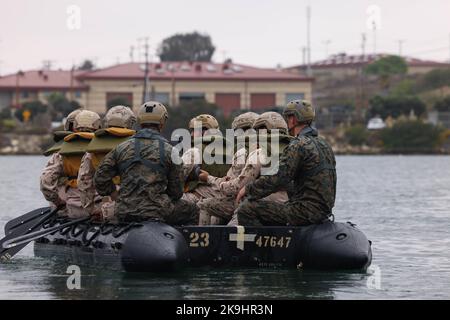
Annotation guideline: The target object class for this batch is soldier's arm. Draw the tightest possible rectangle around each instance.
[40,153,65,205]
[247,141,302,200]
[218,149,263,196]
[94,150,118,196]
[78,153,96,212]
[181,147,201,180]
[166,147,184,200]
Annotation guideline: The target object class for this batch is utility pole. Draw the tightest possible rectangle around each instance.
[306,5,312,76]
[323,40,331,58]
[42,60,54,70]
[302,46,307,66]
[397,39,405,56]
[221,50,228,62]
[130,45,135,62]
[372,21,377,56]
[69,64,74,101]
[361,33,366,57]
[358,33,367,123]
[139,37,150,104]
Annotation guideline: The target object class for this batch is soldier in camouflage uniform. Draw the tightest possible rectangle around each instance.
[78,106,136,221]
[198,112,290,225]
[44,109,82,156]
[40,110,101,218]
[181,114,230,204]
[42,109,83,215]
[235,100,337,226]
[94,101,198,225]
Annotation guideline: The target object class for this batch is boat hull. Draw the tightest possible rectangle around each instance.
[33,220,372,271]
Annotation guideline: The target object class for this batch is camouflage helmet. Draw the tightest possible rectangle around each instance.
[74,110,101,132]
[283,100,315,124]
[105,105,136,129]
[189,114,219,130]
[64,109,82,131]
[253,112,288,134]
[232,112,258,130]
[137,101,168,126]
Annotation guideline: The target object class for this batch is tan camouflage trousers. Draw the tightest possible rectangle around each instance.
[236,199,329,226]
[63,187,90,219]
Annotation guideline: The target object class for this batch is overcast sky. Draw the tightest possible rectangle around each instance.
[0,0,449,74]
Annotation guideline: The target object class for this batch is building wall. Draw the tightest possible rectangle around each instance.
[83,79,312,114]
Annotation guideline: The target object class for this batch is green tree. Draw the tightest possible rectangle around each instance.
[380,120,443,153]
[391,79,416,97]
[365,55,408,91]
[107,97,130,110]
[47,93,79,118]
[419,68,450,91]
[14,100,48,121]
[369,95,426,120]
[434,96,450,112]
[0,108,11,120]
[162,100,230,139]
[158,32,215,62]
[345,125,369,146]
[78,59,95,71]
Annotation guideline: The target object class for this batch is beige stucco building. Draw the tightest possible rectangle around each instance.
[0,62,313,117]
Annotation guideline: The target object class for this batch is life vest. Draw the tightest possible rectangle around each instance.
[86,127,136,185]
[59,132,94,188]
[117,129,168,176]
[43,131,72,156]
[184,134,232,192]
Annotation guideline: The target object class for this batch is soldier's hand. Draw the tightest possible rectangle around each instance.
[235,186,246,206]
[198,170,209,182]
[110,190,119,201]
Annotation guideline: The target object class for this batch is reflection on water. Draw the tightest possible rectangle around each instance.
[1,155,450,299]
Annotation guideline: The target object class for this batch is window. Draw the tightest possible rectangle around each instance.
[285,93,305,104]
[21,91,29,98]
[74,91,82,98]
[106,92,133,109]
[153,92,170,105]
[179,92,205,104]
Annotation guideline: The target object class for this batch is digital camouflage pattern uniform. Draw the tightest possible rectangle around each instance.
[94,128,198,225]
[236,126,336,226]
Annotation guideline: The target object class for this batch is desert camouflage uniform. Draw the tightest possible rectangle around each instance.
[40,153,85,218]
[94,128,198,225]
[236,126,336,226]
[78,153,114,219]
[180,147,221,203]
[198,147,288,225]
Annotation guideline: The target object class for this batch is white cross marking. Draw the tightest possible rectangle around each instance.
[229,226,256,251]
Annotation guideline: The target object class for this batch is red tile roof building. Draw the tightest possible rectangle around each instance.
[285,53,450,79]
[0,62,313,115]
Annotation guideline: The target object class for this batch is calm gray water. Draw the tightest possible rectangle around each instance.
[0,155,449,300]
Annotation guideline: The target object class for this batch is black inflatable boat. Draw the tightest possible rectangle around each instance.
[28,210,372,272]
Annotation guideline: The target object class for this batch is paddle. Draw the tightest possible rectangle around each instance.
[4,207,51,235]
[0,206,60,262]
[0,216,90,257]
